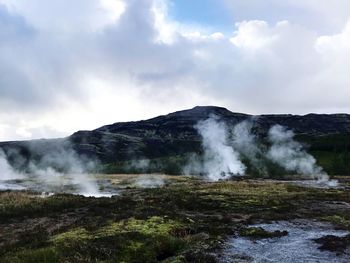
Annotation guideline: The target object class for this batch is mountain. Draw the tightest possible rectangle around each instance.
[1,106,350,175]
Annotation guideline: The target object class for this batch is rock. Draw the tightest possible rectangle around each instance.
[239,226,288,239]
[314,234,350,253]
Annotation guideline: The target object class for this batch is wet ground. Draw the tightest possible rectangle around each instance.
[0,174,345,197]
[221,220,350,263]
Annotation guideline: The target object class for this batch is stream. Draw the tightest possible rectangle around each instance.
[221,220,350,263]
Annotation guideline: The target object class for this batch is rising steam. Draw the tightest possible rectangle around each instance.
[28,146,99,196]
[267,125,329,181]
[135,174,165,188]
[0,142,103,196]
[0,149,23,180]
[231,120,267,176]
[185,116,334,184]
[183,116,246,180]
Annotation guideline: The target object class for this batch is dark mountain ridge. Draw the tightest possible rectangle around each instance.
[1,106,350,174]
[92,106,350,137]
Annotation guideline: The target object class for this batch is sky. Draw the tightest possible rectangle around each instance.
[0,0,350,141]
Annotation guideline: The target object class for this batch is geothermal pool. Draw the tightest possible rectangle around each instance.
[221,220,350,263]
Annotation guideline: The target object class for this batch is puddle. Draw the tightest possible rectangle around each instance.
[76,192,115,198]
[221,220,350,263]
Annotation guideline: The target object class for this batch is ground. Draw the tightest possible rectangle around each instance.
[0,175,350,262]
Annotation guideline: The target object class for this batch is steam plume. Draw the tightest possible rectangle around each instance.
[135,174,164,188]
[184,115,246,180]
[185,117,335,185]
[0,149,23,180]
[267,125,328,181]
[30,146,100,196]
[129,159,151,173]
[0,142,102,196]
[231,120,267,176]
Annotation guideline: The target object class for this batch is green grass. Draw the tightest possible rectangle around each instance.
[2,247,59,263]
[51,216,187,262]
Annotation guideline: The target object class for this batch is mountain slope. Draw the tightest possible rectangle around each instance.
[1,106,350,174]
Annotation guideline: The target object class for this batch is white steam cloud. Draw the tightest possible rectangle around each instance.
[0,143,103,196]
[267,125,329,182]
[128,159,151,172]
[231,120,268,176]
[185,117,335,185]
[29,146,99,195]
[135,174,165,188]
[0,149,23,180]
[184,116,246,180]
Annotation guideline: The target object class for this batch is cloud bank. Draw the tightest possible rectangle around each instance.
[0,0,350,141]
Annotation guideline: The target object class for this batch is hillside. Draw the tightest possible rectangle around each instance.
[1,106,350,175]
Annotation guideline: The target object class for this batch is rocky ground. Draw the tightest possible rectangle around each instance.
[0,175,349,262]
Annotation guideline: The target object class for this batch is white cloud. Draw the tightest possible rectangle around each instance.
[316,20,350,55]
[0,0,126,32]
[312,20,350,109]
[151,0,177,44]
[223,0,350,33]
[230,20,280,49]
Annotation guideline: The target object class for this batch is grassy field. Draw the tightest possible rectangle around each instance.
[0,175,350,262]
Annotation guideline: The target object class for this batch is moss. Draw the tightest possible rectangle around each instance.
[52,227,90,244]
[53,216,183,242]
[0,192,89,221]
[50,216,188,262]
[2,247,59,263]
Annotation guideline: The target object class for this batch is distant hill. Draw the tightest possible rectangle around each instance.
[1,106,350,175]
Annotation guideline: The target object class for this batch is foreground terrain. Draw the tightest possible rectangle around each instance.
[0,175,350,262]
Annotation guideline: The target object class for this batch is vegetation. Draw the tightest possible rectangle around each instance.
[298,134,350,175]
[96,134,350,176]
